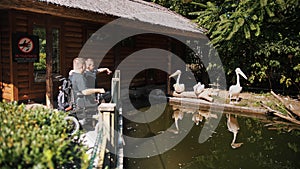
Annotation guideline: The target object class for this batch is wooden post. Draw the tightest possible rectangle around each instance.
[9,11,18,101]
[103,111,111,142]
[167,37,172,95]
[111,113,114,147]
[97,103,116,168]
[45,16,53,108]
[116,107,124,169]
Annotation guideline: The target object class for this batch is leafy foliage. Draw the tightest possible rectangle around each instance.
[34,53,46,71]
[197,0,300,94]
[152,0,300,95]
[152,0,201,17]
[0,101,88,169]
[33,27,47,71]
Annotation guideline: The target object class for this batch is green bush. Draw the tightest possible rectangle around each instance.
[0,101,88,169]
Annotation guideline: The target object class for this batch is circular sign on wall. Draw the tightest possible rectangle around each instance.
[12,33,39,62]
[18,37,34,53]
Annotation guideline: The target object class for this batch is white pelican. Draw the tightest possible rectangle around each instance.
[226,114,243,149]
[228,68,247,103]
[169,70,185,93]
[193,82,205,97]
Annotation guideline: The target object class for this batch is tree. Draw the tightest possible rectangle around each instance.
[152,0,300,94]
[151,0,200,17]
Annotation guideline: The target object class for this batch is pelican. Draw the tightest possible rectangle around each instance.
[169,70,185,93]
[226,114,243,149]
[172,109,184,131]
[193,82,205,97]
[228,68,247,103]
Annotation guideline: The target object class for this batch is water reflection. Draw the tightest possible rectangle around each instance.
[226,114,243,149]
[171,104,219,136]
[172,108,184,132]
[171,104,240,149]
[192,112,203,125]
[124,102,300,169]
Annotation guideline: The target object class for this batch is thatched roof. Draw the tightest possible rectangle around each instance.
[0,0,205,35]
[39,0,204,34]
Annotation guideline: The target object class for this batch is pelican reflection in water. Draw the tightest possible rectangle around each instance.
[226,114,243,149]
[169,70,185,94]
[228,68,247,103]
[192,112,203,125]
[172,109,184,132]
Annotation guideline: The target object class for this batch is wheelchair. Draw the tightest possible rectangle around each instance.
[56,75,111,133]
[73,93,99,127]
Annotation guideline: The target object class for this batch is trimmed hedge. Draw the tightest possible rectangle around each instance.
[0,101,88,169]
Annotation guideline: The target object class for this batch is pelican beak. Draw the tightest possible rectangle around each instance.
[238,70,248,80]
[169,70,181,78]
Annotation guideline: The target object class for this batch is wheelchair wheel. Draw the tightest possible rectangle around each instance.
[64,116,80,135]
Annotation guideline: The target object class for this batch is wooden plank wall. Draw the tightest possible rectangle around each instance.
[62,21,84,76]
[135,34,170,85]
[97,49,115,90]
[83,27,115,90]
[4,10,98,102]
[116,33,180,88]
[1,9,186,102]
[0,11,12,101]
[13,11,33,101]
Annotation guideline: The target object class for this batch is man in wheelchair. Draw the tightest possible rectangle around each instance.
[71,57,105,126]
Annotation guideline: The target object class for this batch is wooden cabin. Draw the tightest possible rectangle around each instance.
[0,0,206,106]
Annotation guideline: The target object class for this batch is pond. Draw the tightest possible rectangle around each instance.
[122,101,300,169]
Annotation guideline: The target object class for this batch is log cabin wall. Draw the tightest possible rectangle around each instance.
[115,34,176,87]
[62,21,85,76]
[0,11,11,101]
[0,9,112,102]
[132,34,170,86]
[114,33,185,89]
[7,10,48,101]
[0,9,186,102]
[88,29,185,91]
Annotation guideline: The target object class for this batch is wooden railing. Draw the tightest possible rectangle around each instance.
[89,70,123,169]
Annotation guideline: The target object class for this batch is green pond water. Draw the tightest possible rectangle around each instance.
[123,102,300,169]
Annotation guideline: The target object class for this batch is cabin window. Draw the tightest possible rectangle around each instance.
[33,26,60,82]
[33,26,46,82]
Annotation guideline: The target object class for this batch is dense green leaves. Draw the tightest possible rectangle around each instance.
[152,0,300,95]
[193,0,300,94]
[0,101,88,169]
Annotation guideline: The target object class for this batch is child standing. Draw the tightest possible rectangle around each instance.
[71,57,105,102]
[85,58,112,102]
[85,58,112,88]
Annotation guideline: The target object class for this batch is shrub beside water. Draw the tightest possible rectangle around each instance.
[0,101,88,169]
